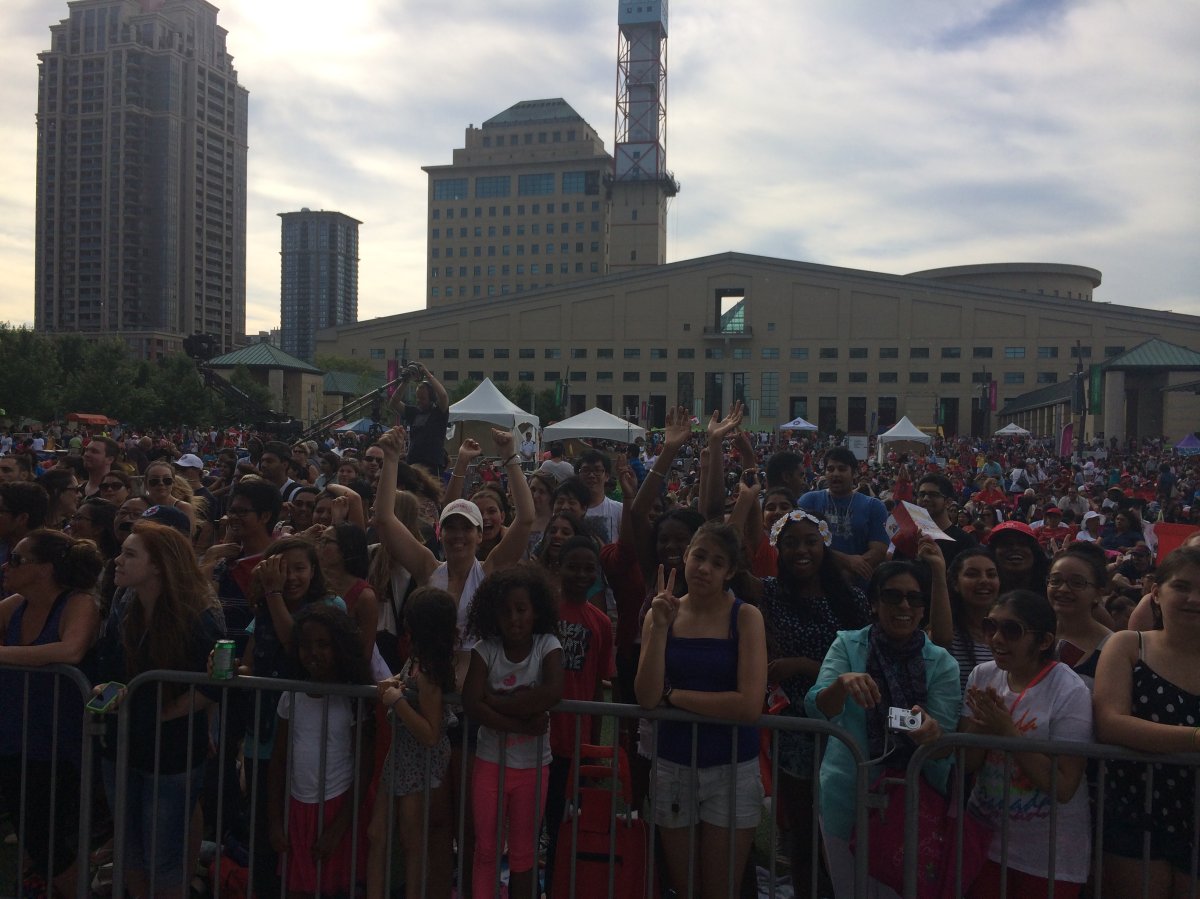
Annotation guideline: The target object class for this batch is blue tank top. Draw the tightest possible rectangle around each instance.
[658,599,758,767]
[0,591,85,762]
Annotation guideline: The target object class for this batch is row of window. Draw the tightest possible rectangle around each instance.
[434,223,602,240]
[430,201,603,218]
[431,233,600,258]
[791,371,1047,386]
[807,345,1115,360]
[479,129,579,148]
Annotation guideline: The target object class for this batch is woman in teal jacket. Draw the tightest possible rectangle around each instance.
[805,558,961,899]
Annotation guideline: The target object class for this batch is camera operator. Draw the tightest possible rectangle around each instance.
[387,363,450,475]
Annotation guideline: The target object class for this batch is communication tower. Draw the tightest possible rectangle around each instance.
[610,0,678,273]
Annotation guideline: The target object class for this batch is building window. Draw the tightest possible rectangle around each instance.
[879,347,899,359]
[761,348,780,360]
[544,371,560,381]
[545,348,562,359]
[443,348,459,359]
[1004,372,1025,385]
[1037,372,1059,384]
[493,371,509,382]
[518,173,555,195]
[518,371,534,381]
[369,348,385,359]
[1104,345,1126,357]
[819,347,838,359]
[849,347,868,359]
[597,371,613,382]
[677,348,696,359]
[571,348,587,359]
[848,372,867,383]
[761,372,779,418]
[418,348,434,359]
[468,371,484,381]
[571,371,587,382]
[910,347,930,359]
[790,347,810,360]
[650,371,667,382]
[624,348,641,359]
[1070,345,1092,358]
[818,372,837,383]
[879,372,898,383]
[443,370,458,381]
[493,348,509,359]
[733,348,751,359]
[705,348,724,360]
[1037,346,1059,359]
[941,347,961,359]
[940,372,961,383]
[623,372,641,382]
[972,371,990,384]
[433,178,467,200]
[519,348,535,359]
[910,372,929,383]
[650,348,668,359]
[597,348,613,359]
[973,347,993,359]
[789,372,808,384]
[468,348,484,359]
[1004,346,1026,359]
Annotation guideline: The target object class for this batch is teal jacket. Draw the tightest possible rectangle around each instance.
[803,626,961,839]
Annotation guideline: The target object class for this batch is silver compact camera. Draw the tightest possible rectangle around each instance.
[887,707,923,732]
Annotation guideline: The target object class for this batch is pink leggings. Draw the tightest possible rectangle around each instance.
[471,759,549,899]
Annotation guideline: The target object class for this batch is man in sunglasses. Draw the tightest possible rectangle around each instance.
[0,482,49,596]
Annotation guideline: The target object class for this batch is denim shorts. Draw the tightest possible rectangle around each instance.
[652,757,764,829]
[102,760,205,890]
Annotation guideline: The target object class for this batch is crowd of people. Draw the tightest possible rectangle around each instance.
[0,392,1198,899]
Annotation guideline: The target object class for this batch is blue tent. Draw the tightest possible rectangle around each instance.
[334,417,375,434]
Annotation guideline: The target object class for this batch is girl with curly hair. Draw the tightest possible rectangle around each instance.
[462,566,563,899]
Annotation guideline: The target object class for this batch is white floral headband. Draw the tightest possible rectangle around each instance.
[769,509,832,548]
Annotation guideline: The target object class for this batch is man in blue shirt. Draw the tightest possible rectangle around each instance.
[798,446,888,583]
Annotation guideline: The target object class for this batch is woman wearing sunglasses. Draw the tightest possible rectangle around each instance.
[143,460,195,534]
[97,470,132,506]
[806,558,961,898]
[960,589,1093,898]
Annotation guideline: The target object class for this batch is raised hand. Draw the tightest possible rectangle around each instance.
[915,534,946,573]
[253,555,287,597]
[706,400,744,444]
[662,405,693,451]
[648,564,680,629]
[617,463,638,499]
[490,428,514,455]
[377,427,407,460]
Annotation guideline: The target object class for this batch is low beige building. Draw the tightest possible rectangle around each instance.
[317,253,1200,440]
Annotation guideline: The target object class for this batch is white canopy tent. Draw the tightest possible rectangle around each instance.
[877,415,933,462]
[778,415,818,431]
[542,407,646,444]
[447,378,539,430]
[994,422,1032,437]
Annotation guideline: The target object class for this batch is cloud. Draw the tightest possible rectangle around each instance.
[0,0,1197,331]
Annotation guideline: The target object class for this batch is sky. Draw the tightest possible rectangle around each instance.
[1,0,1198,334]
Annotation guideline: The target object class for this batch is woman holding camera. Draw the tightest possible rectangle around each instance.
[805,559,961,899]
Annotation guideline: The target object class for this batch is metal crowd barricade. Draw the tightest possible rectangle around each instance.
[1,663,95,899]
[903,733,1200,899]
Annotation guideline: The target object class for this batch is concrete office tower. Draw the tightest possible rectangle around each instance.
[609,0,678,274]
[279,209,361,363]
[423,99,613,307]
[34,0,248,359]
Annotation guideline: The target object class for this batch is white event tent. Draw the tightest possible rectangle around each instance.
[877,415,933,461]
[542,407,646,444]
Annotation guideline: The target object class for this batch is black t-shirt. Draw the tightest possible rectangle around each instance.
[403,403,449,470]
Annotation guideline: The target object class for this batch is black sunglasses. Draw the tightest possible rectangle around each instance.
[146,477,174,487]
[877,588,926,607]
[981,617,1030,641]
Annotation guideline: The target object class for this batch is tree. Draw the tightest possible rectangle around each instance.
[0,325,62,421]
[225,364,277,423]
[533,387,563,424]
[316,354,382,395]
[141,355,218,428]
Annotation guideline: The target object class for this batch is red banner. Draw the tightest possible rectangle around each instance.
[1059,422,1074,458]
[988,381,997,412]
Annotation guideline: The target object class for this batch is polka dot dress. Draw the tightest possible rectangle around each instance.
[1105,658,1199,842]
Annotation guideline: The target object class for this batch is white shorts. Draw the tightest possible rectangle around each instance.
[651,757,764,829]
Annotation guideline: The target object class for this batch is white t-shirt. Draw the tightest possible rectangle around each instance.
[474,632,562,769]
[585,496,623,545]
[277,692,357,803]
[429,559,486,652]
[964,661,1093,883]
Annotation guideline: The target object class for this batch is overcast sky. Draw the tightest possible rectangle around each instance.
[2,0,1198,334]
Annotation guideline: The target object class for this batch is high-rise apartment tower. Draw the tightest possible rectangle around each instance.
[609,0,678,273]
[279,209,361,363]
[35,0,248,359]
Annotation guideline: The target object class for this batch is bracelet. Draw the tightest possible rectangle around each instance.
[503,453,521,466]
[662,684,674,707]
[450,472,464,480]
[266,590,283,599]
[646,469,665,480]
